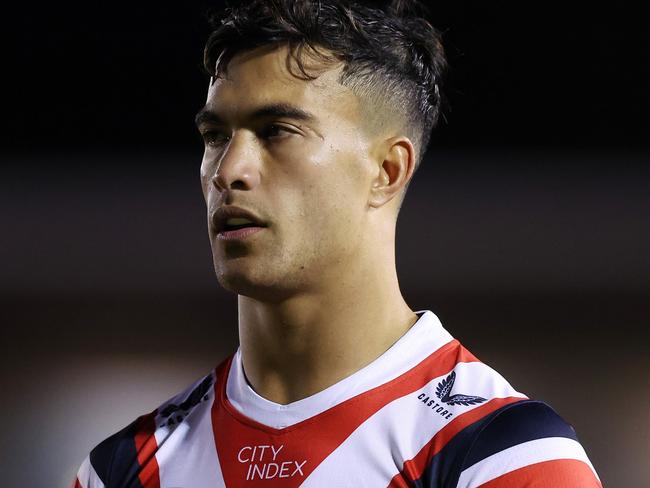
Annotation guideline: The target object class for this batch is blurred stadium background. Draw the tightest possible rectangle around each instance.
[2,1,648,486]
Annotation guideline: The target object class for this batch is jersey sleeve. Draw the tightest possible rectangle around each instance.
[71,370,215,488]
[72,454,105,488]
[71,409,158,488]
[454,401,602,487]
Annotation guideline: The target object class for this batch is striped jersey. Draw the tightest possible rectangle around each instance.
[73,310,602,487]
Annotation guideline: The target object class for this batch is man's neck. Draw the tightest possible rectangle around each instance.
[237,269,417,405]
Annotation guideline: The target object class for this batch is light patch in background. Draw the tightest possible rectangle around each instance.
[2,353,224,488]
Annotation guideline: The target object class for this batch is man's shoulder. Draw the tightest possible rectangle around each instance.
[78,363,225,488]
[410,392,602,487]
[452,399,602,487]
[433,339,581,449]
[463,399,580,465]
[407,337,601,486]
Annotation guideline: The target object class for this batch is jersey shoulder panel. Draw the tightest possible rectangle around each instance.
[380,341,530,487]
[88,411,152,488]
[403,341,600,488]
[73,454,105,488]
[75,364,223,488]
[455,400,602,488]
[461,400,578,468]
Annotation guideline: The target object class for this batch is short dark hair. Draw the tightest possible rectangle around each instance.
[202,0,447,192]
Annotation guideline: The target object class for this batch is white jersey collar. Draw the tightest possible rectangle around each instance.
[225,309,454,429]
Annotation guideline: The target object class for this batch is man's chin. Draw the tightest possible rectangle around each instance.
[215,269,297,303]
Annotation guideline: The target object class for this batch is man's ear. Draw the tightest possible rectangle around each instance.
[368,136,416,209]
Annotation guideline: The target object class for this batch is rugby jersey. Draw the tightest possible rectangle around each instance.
[73,310,602,487]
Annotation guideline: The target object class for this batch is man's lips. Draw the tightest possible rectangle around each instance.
[216,226,266,241]
[212,205,268,234]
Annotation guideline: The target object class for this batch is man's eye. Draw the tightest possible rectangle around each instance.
[261,124,294,139]
[202,130,230,147]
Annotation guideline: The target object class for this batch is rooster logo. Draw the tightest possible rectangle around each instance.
[435,371,487,406]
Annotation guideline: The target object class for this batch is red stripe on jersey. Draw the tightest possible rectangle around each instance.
[134,410,161,488]
[476,459,602,488]
[212,340,481,487]
[388,396,526,487]
[386,475,411,488]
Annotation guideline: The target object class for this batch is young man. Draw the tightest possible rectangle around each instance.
[74,1,602,486]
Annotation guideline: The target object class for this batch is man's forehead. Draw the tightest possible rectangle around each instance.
[213,44,342,84]
[204,45,356,118]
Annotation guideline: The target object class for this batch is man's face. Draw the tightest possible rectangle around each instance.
[197,45,378,301]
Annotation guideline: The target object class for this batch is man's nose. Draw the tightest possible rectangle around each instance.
[211,132,261,191]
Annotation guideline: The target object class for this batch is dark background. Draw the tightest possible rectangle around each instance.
[2,1,648,486]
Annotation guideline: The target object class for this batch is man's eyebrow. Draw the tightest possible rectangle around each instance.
[250,103,317,122]
[194,108,222,128]
[194,103,317,128]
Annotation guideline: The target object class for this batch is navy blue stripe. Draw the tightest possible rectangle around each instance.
[460,400,578,470]
[412,399,578,488]
[89,417,145,488]
[412,399,530,488]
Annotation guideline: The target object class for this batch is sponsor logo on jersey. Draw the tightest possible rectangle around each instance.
[416,370,487,419]
[237,444,307,481]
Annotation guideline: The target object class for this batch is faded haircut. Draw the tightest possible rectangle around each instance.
[202,0,448,202]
